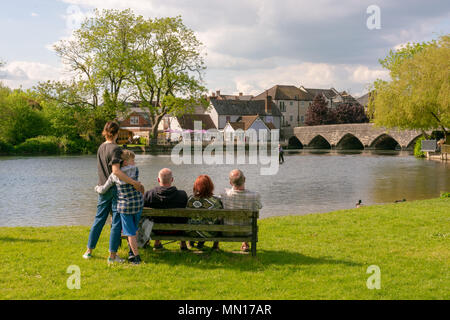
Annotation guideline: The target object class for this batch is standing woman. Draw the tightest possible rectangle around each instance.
[83,121,144,263]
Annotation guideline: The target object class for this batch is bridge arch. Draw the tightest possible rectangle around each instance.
[308,135,331,149]
[288,136,303,149]
[406,134,424,150]
[369,134,400,150]
[336,133,364,150]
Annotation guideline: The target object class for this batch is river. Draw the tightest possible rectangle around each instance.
[0,150,449,227]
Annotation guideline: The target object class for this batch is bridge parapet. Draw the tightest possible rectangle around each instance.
[293,123,425,149]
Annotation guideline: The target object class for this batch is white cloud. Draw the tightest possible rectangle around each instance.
[0,61,67,89]
[31,12,39,17]
[10,0,448,94]
[208,63,388,97]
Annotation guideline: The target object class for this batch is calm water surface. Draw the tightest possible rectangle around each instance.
[0,151,449,226]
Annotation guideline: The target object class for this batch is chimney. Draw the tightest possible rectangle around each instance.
[265,95,272,114]
[216,90,221,97]
[211,92,216,97]
[239,92,243,96]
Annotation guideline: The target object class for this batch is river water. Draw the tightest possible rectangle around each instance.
[0,150,449,227]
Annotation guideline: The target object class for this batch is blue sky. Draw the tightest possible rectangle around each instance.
[1,0,449,97]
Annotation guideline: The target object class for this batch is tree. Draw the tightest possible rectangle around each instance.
[0,89,48,145]
[368,34,450,139]
[305,94,336,126]
[334,103,369,124]
[129,16,207,140]
[39,10,207,143]
[51,9,141,111]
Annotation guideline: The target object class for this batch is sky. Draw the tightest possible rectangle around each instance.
[0,0,449,98]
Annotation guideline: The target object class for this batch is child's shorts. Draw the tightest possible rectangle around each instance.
[121,210,143,236]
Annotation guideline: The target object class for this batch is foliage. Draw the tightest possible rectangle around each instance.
[129,15,208,138]
[0,198,449,299]
[12,135,97,155]
[305,94,336,126]
[368,34,450,138]
[36,10,208,143]
[139,137,148,145]
[0,139,14,154]
[0,89,48,145]
[440,192,450,198]
[414,136,426,158]
[15,136,61,154]
[334,103,369,124]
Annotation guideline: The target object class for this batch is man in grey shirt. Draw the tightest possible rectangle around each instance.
[220,169,262,252]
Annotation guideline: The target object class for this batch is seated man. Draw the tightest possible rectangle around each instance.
[143,168,188,250]
[220,169,262,252]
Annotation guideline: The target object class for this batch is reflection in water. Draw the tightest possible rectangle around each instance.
[0,151,448,227]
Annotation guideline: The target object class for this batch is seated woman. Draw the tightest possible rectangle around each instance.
[187,175,223,250]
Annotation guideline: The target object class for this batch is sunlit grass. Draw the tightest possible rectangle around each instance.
[0,198,448,299]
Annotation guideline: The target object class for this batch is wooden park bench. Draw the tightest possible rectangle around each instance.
[137,208,259,256]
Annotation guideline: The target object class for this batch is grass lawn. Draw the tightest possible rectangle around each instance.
[0,198,449,300]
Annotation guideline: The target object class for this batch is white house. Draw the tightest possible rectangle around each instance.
[223,115,277,142]
[205,96,282,130]
[158,113,217,141]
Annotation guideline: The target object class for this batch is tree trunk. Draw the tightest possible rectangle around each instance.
[150,113,166,145]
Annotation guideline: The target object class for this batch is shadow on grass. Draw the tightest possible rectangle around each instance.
[141,248,362,271]
[0,237,52,243]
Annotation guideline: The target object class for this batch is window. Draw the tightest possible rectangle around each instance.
[279,101,286,112]
[290,101,293,106]
[130,116,139,125]
[301,116,304,123]
[290,115,293,122]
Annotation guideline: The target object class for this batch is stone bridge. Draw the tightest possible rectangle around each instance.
[292,123,425,150]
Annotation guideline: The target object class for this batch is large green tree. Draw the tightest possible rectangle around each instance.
[38,10,207,143]
[368,35,450,139]
[129,16,207,140]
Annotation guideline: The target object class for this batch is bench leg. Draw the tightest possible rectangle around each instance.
[251,241,256,257]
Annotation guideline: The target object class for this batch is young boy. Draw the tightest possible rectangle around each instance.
[95,150,144,264]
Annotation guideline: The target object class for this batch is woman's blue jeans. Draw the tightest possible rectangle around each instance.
[87,186,122,253]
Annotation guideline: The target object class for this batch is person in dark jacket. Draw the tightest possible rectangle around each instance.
[144,168,188,251]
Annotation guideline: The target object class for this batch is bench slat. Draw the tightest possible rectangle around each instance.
[151,235,255,243]
[142,208,257,219]
[153,223,252,233]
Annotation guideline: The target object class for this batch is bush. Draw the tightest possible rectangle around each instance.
[0,139,14,154]
[414,137,426,158]
[440,192,450,198]
[11,136,99,155]
[139,137,148,145]
[15,136,61,155]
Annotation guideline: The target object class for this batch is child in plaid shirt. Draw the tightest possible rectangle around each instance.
[95,150,144,264]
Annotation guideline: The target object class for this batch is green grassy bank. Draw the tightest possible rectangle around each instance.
[0,198,449,300]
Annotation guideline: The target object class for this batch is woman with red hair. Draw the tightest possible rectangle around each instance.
[187,175,223,250]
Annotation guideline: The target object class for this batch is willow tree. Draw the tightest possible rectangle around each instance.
[368,35,450,139]
[129,16,207,140]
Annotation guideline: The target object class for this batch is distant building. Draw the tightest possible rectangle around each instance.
[205,96,282,130]
[159,113,217,141]
[356,92,373,113]
[299,86,343,108]
[223,115,277,142]
[117,105,153,143]
[253,85,313,128]
[209,90,253,101]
